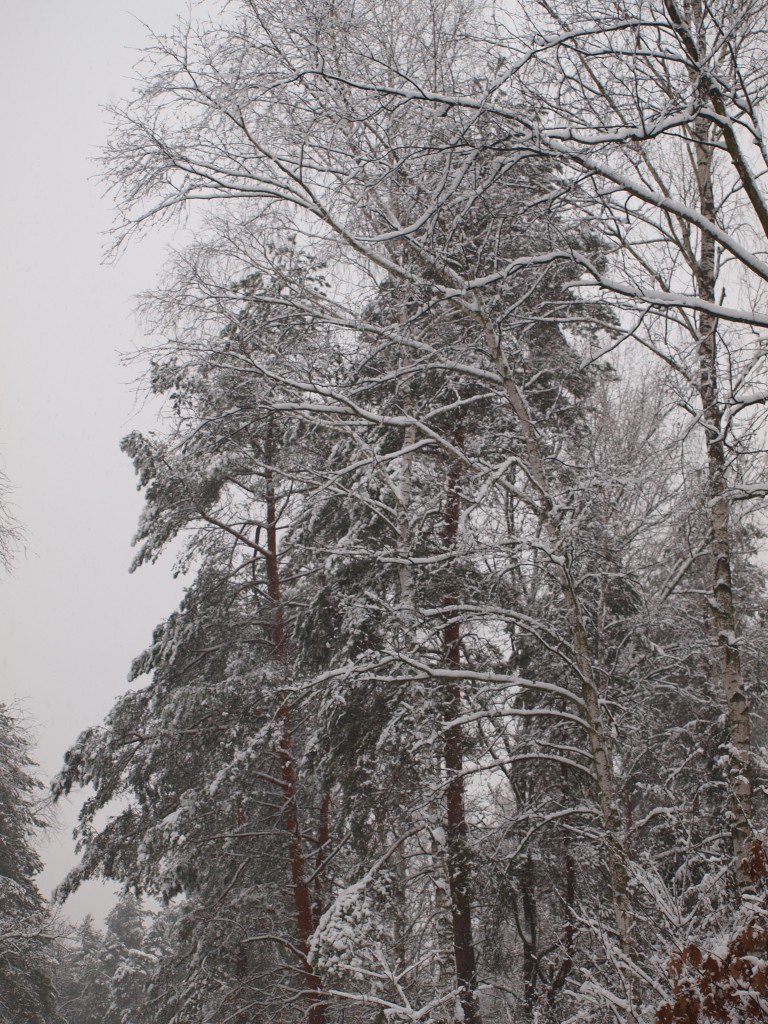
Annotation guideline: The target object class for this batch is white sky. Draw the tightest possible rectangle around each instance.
[0,1,190,922]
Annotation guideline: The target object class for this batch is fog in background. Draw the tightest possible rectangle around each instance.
[0,1,189,922]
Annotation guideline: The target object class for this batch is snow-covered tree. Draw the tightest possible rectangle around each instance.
[53,0,768,1021]
[0,705,54,1023]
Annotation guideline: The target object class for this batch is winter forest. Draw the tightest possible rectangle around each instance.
[7,0,768,1020]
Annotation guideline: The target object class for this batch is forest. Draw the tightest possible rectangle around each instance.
[4,0,768,1020]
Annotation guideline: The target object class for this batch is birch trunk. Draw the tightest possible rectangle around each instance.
[477,314,634,957]
[691,114,753,894]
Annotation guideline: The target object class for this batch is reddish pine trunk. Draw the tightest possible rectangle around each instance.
[264,425,326,1024]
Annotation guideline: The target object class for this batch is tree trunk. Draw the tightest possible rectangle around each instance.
[442,453,483,1024]
[691,116,753,895]
[264,421,326,1024]
[520,853,538,1022]
[479,317,634,958]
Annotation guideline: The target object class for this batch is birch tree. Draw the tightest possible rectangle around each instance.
[446,0,768,911]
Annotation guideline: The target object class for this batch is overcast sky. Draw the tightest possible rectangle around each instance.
[0,1,192,922]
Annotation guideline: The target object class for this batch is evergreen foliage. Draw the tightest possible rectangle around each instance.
[0,706,54,1024]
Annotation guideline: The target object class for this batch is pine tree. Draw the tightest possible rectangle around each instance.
[0,705,54,1023]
